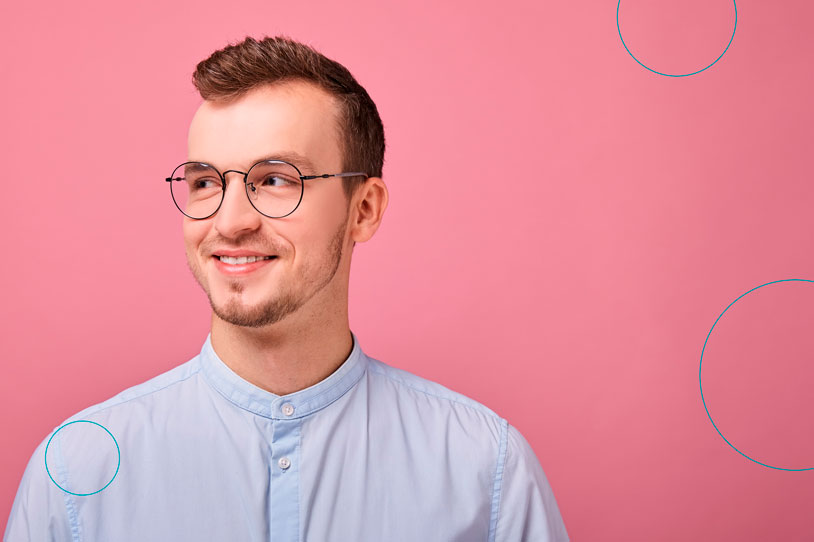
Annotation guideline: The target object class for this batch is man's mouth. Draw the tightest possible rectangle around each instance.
[211,255,278,276]
[214,255,277,264]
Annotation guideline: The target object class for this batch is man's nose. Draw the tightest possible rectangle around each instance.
[212,172,262,235]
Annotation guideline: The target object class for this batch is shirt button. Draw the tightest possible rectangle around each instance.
[281,403,295,416]
[278,457,291,470]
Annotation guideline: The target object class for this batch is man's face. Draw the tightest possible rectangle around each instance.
[183,80,352,329]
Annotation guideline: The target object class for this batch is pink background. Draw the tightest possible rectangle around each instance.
[2,0,813,539]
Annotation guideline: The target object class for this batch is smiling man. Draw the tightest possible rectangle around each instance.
[5,35,569,541]
[183,77,366,398]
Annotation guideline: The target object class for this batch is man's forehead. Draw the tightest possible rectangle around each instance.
[187,81,342,172]
[191,80,339,128]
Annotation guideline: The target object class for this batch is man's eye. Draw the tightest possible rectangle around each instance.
[191,178,219,190]
[261,175,296,187]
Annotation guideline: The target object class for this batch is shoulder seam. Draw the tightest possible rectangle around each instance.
[487,418,510,542]
[366,361,500,421]
[59,448,81,542]
[65,361,202,421]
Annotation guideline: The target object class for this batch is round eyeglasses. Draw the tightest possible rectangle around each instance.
[166,159,368,219]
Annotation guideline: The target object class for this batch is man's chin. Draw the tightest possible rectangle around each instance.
[212,307,261,328]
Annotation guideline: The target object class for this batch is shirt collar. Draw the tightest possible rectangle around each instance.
[198,330,367,420]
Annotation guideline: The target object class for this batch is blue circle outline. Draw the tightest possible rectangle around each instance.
[617,0,738,77]
[699,278,814,471]
[44,419,121,495]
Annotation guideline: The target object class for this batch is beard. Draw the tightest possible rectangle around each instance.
[187,211,348,329]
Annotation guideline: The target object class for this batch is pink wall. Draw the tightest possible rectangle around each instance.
[2,0,813,539]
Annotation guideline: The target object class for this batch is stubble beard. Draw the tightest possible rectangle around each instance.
[188,214,348,329]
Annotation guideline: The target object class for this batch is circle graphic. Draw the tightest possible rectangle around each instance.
[617,0,738,77]
[44,419,121,496]
[699,278,814,471]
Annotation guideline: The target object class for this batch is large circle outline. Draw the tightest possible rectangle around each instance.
[699,278,814,471]
[44,419,121,495]
[617,0,738,77]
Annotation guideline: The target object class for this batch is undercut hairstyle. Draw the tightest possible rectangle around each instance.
[191,35,385,206]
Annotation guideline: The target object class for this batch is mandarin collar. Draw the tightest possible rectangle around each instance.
[199,330,367,419]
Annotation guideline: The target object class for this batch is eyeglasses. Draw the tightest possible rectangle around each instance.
[166,159,368,219]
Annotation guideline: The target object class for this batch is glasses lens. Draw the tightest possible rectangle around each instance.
[246,161,303,217]
[169,162,223,219]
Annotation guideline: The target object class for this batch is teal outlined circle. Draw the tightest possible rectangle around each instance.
[617,0,737,77]
[44,419,121,496]
[699,279,814,471]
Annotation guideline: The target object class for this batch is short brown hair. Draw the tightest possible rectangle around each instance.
[191,35,385,205]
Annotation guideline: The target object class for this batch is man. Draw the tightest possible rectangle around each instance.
[5,35,569,541]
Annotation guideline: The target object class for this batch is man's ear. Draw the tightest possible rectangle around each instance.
[349,177,388,245]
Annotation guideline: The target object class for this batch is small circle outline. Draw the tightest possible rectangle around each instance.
[617,0,738,77]
[44,419,121,495]
[699,278,814,471]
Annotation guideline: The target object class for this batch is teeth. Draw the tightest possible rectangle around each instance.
[218,255,273,264]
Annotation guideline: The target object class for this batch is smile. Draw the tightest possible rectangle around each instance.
[212,255,278,276]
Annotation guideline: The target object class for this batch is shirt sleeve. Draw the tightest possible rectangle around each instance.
[493,423,569,542]
[4,433,75,542]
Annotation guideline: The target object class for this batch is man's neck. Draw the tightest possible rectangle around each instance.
[209,318,354,396]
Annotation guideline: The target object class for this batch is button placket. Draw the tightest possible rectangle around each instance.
[269,417,300,540]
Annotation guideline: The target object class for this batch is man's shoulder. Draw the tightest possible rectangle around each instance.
[8,354,203,533]
[365,355,507,428]
[58,354,202,427]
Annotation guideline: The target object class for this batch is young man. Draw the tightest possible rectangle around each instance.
[5,35,569,541]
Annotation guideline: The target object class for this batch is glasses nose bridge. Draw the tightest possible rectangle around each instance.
[220,168,250,186]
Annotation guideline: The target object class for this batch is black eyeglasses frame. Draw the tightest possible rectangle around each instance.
[165,159,368,220]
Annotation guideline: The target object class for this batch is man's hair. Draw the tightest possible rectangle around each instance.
[191,35,385,206]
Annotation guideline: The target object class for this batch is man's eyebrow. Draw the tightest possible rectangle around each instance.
[184,162,212,173]
[250,152,318,174]
[188,152,319,174]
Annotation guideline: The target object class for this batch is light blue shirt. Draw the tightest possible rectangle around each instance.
[5,331,569,541]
